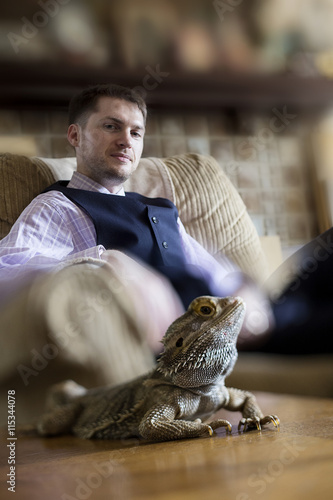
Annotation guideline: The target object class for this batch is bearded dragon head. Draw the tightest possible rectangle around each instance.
[157,296,245,388]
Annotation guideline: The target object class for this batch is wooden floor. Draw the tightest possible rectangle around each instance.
[1,392,333,500]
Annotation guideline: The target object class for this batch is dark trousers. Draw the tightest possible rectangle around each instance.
[261,227,333,354]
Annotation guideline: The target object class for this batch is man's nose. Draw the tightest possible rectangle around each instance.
[116,130,132,148]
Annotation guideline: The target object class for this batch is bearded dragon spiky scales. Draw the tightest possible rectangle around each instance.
[36,296,279,442]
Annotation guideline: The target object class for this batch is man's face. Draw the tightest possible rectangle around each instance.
[68,96,145,192]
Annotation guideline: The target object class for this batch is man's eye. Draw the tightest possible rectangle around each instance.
[104,124,116,130]
[131,131,141,138]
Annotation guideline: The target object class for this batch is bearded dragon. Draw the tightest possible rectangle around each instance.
[36,296,279,442]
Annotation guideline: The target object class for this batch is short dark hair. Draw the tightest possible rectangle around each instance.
[68,84,147,126]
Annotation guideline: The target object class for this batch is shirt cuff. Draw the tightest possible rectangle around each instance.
[67,245,106,260]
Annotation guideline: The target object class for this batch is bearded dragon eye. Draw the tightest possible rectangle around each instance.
[200,306,213,315]
[176,337,183,347]
[192,299,216,317]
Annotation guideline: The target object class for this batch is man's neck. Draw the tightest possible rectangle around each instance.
[69,171,125,196]
[75,162,125,194]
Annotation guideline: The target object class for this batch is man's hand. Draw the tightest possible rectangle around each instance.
[234,276,274,350]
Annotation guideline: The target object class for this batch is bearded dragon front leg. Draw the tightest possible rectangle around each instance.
[225,387,280,432]
[139,404,215,441]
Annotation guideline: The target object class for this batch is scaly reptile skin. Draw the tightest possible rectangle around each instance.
[36,296,279,442]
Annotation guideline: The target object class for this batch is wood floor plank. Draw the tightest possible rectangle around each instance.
[1,392,333,500]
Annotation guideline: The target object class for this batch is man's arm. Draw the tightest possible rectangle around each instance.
[177,218,274,344]
[177,218,244,295]
[0,191,104,266]
[0,191,105,306]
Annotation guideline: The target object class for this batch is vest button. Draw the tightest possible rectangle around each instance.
[152,216,159,224]
[162,241,168,249]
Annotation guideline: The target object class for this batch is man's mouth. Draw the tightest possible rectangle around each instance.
[110,153,132,162]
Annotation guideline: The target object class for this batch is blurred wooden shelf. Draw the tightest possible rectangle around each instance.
[2,61,333,111]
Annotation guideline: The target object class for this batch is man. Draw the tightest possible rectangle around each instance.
[0,84,250,310]
[1,84,273,395]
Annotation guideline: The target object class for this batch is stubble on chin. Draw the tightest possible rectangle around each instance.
[83,154,136,185]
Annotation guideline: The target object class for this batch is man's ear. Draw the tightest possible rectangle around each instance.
[67,124,80,147]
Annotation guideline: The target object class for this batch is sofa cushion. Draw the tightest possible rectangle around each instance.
[163,153,268,281]
[0,153,56,240]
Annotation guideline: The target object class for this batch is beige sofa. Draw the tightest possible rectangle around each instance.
[0,152,266,279]
[0,152,332,425]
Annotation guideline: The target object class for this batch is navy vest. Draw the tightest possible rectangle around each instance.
[43,181,212,307]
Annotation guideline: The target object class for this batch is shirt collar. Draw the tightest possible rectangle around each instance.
[68,171,125,196]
